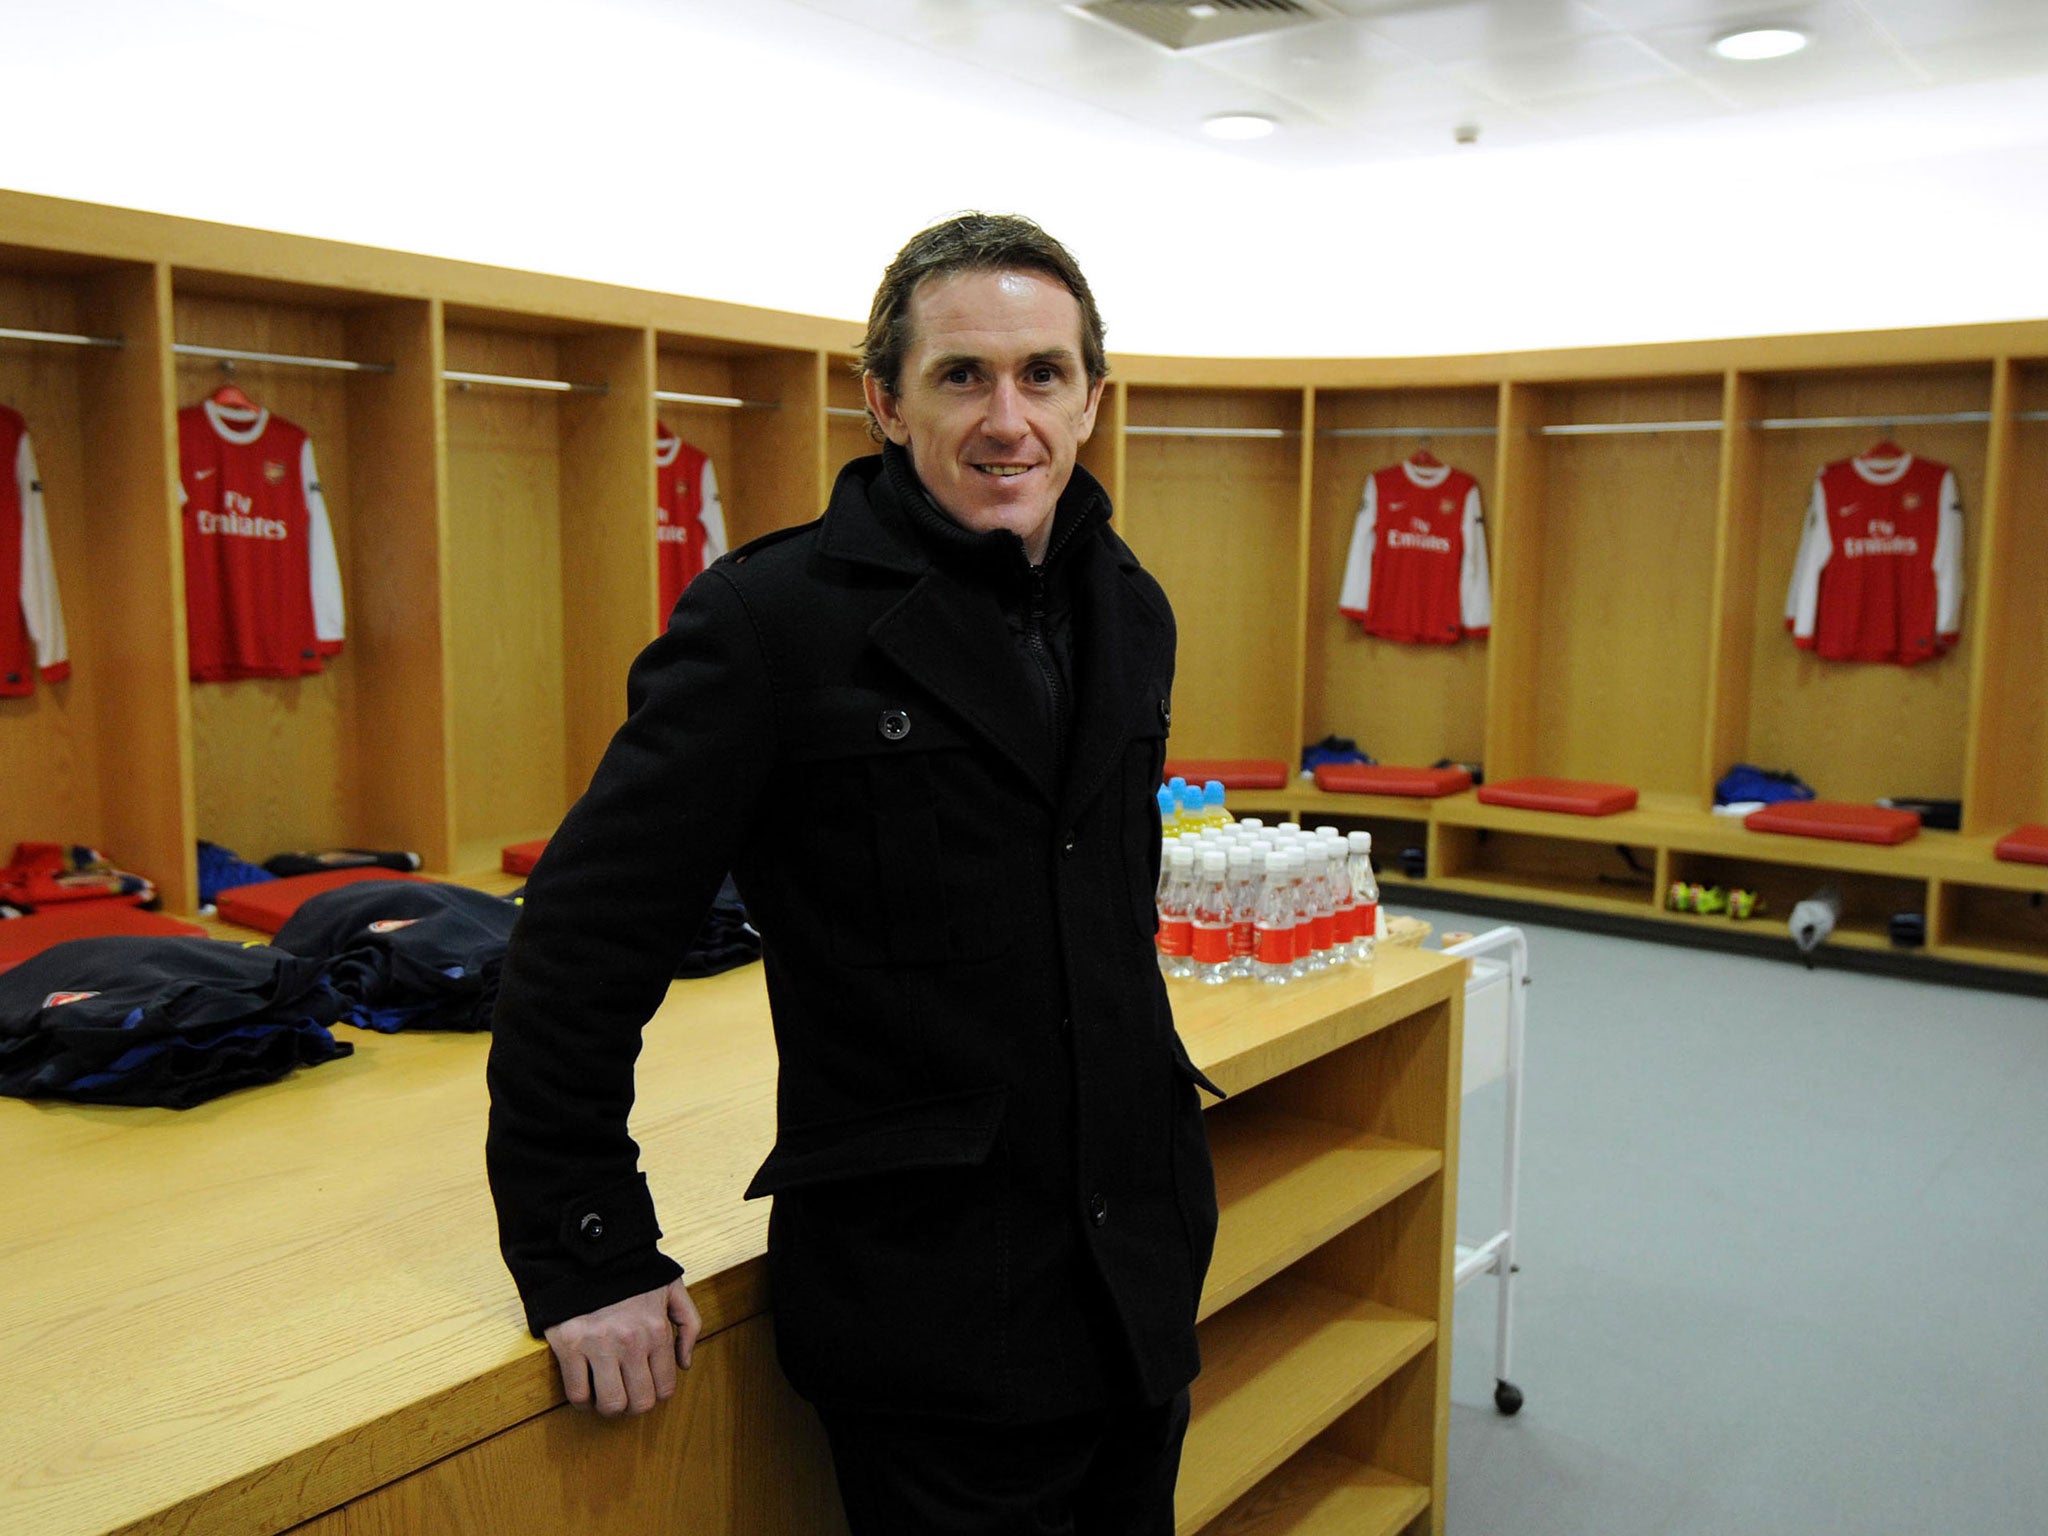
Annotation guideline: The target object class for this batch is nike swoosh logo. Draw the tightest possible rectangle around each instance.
[194,468,216,480]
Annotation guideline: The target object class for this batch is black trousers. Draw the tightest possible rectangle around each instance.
[817,1390,1192,1536]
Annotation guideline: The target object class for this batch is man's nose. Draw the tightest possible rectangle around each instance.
[983,377,1027,437]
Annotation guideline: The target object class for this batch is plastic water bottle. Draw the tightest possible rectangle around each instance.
[1300,842,1334,971]
[1178,785,1207,830]
[1156,842,1196,977]
[1286,848,1315,976]
[1156,784,1179,836]
[1225,845,1258,979]
[1322,833,1357,950]
[1346,830,1379,966]
[1253,850,1295,984]
[1190,849,1233,983]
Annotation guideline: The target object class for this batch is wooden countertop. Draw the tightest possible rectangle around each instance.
[0,928,1461,1536]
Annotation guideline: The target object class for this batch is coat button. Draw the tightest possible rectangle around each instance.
[1158,698,1171,728]
[878,709,911,742]
[1062,836,1077,857]
[578,1212,605,1243]
[1089,1192,1108,1227]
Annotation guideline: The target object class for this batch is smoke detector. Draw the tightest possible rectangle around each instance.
[1070,0,1339,52]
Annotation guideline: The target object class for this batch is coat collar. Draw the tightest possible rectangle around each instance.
[818,451,1169,817]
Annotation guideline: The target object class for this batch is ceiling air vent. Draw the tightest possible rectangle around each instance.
[1070,0,1338,52]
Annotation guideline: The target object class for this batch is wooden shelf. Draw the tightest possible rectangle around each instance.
[1201,1446,1429,1536]
[1180,1277,1434,1534]
[1202,1107,1440,1320]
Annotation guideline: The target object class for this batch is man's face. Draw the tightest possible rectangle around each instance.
[864,267,1104,563]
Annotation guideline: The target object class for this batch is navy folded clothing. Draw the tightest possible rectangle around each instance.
[0,936,352,1107]
[676,874,761,979]
[274,880,519,1032]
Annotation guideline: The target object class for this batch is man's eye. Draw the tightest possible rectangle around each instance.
[1028,365,1060,385]
[944,368,976,385]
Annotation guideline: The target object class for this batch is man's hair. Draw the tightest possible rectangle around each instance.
[858,212,1108,439]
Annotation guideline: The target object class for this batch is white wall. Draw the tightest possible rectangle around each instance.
[5,0,2045,356]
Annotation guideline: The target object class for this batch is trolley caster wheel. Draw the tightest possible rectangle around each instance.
[1494,1380,1524,1416]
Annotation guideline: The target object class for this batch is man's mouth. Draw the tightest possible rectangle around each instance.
[974,464,1032,478]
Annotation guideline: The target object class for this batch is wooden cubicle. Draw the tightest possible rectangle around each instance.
[3,189,2043,976]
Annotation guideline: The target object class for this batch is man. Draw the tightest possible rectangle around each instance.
[486,213,1219,1534]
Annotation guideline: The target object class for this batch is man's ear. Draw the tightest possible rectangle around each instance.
[863,372,911,446]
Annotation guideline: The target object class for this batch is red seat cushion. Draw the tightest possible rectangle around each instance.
[1993,824,2048,865]
[502,839,549,876]
[1475,777,1639,816]
[1744,800,1921,845]
[1314,763,1473,798]
[214,869,424,934]
[1162,759,1291,791]
[0,904,208,972]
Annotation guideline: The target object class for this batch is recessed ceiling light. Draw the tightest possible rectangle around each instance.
[1203,112,1278,141]
[1187,3,1219,17]
[1711,26,1809,61]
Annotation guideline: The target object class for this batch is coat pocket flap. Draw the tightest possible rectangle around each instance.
[743,1085,1006,1198]
[780,687,974,763]
[1169,1030,1227,1100]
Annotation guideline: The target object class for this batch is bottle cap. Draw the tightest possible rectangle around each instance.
[1170,842,1195,866]
[1168,776,1188,795]
[1237,817,1264,831]
[1277,822,1302,837]
[1265,851,1289,875]
[1202,849,1227,874]
[1348,830,1373,852]
[1204,780,1226,805]
[1227,846,1251,870]
[1156,786,1175,817]
[1314,825,1340,839]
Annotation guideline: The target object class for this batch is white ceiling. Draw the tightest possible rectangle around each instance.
[3,0,2047,356]
[777,0,2048,167]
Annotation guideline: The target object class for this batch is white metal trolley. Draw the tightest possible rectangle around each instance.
[1443,925,1530,1416]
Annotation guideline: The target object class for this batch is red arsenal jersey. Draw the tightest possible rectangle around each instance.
[1,405,69,697]
[1338,459,1491,644]
[656,425,725,621]
[178,399,345,682]
[1784,451,1962,666]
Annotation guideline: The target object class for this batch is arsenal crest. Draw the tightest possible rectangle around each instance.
[263,459,288,484]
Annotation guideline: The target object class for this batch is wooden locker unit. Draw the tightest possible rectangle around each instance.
[173,274,454,872]
[655,337,825,561]
[824,351,875,498]
[442,313,655,875]
[1500,375,1724,805]
[1121,384,1308,763]
[1306,386,1496,774]
[1738,363,1992,807]
[0,250,192,910]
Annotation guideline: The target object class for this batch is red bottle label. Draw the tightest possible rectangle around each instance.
[1191,922,1230,964]
[1356,902,1378,939]
[1230,919,1255,958]
[1311,914,1335,950]
[1158,917,1192,957]
[1292,917,1310,961]
[1255,924,1292,964]
[1333,899,1356,943]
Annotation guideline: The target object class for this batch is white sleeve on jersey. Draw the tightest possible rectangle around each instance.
[1459,482,1491,635]
[1337,474,1378,619]
[1784,476,1831,645]
[700,456,727,565]
[17,431,69,678]
[302,439,346,649]
[1933,468,1964,642]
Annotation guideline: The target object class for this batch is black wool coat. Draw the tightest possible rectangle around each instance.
[485,451,1220,1422]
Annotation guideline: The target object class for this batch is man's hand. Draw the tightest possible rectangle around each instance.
[544,1278,701,1417]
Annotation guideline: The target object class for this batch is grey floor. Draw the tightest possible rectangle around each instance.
[1419,904,2048,1536]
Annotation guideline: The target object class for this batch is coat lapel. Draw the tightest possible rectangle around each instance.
[868,574,1056,803]
[1061,532,1173,826]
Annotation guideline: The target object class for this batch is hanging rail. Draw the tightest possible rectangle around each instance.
[1537,419,1723,437]
[1754,409,1992,431]
[653,389,778,410]
[0,325,123,350]
[826,405,870,420]
[176,342,394,375]
[1123,424,1294,439]
[443,369,606,395]
[1316,424,1498,439]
